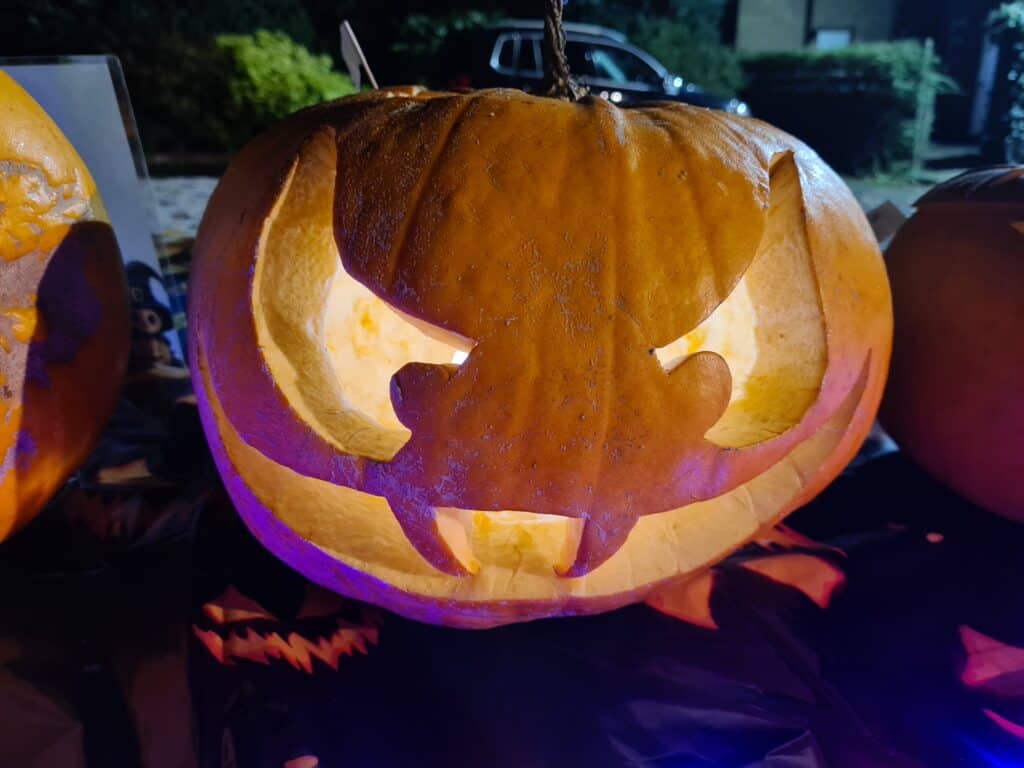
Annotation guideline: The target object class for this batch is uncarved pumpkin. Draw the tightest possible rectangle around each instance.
[190,89,891,627]
[882,166,1024,522]
[0,72,129,540]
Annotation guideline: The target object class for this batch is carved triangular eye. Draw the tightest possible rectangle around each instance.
[252,129,475,463]
[655,152,826,449]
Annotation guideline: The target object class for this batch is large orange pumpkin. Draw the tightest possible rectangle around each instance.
[0,72,129,540]
[190,89,891,627]
[882,166,1024,522]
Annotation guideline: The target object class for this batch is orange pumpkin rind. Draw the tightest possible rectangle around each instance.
[0,72,129,540]
[882,165,1024,522]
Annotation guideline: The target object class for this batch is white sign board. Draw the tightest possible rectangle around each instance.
[1,56,184,362]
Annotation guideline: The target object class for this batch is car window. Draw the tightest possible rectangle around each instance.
[520,36,541,75]
[589,45,662,86]
[564,41,595,77]
[496,37,517,71]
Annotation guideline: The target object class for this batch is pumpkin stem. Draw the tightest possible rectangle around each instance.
[542,0,587,101]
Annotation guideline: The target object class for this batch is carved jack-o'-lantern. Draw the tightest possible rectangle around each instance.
[0,72,129,540]
[882,166,1024,522]
[189,89,891,627]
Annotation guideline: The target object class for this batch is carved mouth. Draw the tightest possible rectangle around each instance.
[200,340,866,596]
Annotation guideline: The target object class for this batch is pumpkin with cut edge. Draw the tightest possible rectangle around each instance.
[0,72,129,540]
[882,166,1024,522]
[189,88,891,628]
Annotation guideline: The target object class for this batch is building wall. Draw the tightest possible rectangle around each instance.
[735,0,809,52]
[811,0,898,43]
[735,0,897,51]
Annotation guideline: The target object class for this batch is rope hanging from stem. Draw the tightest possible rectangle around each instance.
[541,0,587,101]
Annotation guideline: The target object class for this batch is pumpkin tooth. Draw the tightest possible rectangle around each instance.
[560,513,638,577]
[387,495,470,576]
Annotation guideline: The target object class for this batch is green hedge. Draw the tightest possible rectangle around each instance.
[742,42,955,175]
[630,15,745,96]
[213,31,356,149]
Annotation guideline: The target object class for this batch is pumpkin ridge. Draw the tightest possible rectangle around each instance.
[379,95,478,298]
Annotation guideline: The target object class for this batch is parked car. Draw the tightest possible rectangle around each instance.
[433,19,749,115]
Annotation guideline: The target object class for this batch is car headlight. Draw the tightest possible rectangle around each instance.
[726,98,750,116]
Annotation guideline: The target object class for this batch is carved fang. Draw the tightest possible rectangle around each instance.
[561,513,638,577]
[387,494,469,576]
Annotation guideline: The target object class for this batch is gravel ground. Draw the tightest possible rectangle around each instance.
[843,177,932,217]
[150,173,944,240]
[152,176,219,236]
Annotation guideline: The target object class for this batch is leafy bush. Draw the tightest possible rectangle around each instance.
[742,42,957,175]
[211,31,357,150]
[0,0,327,156]
[987,3,1024,162]
[127,30,357,155]
[630,16,744,95]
